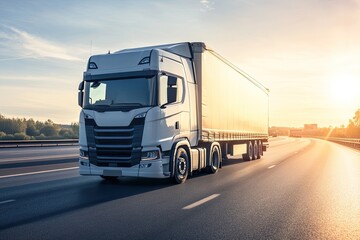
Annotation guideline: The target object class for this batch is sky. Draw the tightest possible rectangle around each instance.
[0,0,359,127]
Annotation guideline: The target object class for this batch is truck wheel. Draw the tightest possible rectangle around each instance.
[258,140,263,159]
[174,147,189,184]
[243,141,254,161]
[100,176,118,181]
[253,141,259,160]
[207,145,220,173]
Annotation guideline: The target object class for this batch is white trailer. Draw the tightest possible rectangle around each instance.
[78,42,269,183]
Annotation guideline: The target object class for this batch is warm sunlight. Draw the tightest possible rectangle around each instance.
[329,72,359,105]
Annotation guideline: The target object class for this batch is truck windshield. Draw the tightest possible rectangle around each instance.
[83,76,157,111]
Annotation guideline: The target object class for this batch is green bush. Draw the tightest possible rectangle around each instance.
[26,125,40,136]
[13,133,31,140]
[1,134,14,140]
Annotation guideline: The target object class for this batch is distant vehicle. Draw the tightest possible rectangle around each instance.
[77,42,269,183]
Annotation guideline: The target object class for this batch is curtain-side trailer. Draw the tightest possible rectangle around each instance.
[78,42,269,183]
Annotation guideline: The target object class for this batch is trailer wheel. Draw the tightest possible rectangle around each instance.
[207,145,220,173]
[243,141,254,161]
[173,147,189,184]
[253,141,259,160]
[258,140,263,159]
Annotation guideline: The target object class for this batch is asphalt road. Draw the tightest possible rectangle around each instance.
[0,146,78,178]
[0,138,359,239]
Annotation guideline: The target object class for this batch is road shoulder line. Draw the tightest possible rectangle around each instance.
[0,167,79,179]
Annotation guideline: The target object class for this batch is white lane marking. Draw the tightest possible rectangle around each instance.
[0,199,15,205]
[268,165,276,169]
[183,194,220,210]
[0,167,79,179]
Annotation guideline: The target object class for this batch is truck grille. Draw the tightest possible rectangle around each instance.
[85,118,144,167]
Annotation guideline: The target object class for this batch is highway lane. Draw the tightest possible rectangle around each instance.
[0,138,359,239]
[0,145,78,160]
[0,146,78,177]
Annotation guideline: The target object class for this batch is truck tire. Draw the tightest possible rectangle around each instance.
[243,141,254,161]
[253,141,259,160]
[207,145,220,173]
[173,147,189,184]
[258,140,263,159]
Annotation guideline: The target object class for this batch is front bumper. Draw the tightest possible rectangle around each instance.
[79,157,170,179]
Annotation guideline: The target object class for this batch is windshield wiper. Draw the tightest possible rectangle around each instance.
[84,103,152,112]
[84,104,110,111]
[111,103,146,107]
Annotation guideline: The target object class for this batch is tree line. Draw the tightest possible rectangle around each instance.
[0,114,79,140]
[347,109,360,138]
[315,109,360,138]
[270,109,360,138]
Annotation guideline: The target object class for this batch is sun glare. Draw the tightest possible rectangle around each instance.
[329,73,359,105]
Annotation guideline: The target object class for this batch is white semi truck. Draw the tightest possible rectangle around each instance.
[78,42,269,183]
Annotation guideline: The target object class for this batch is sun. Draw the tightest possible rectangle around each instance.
[329,73,359,105]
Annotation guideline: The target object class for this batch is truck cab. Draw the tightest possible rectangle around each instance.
[78,43,198,182]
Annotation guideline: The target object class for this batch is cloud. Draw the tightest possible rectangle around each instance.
[200,0,214,11]
[0,26,83,61]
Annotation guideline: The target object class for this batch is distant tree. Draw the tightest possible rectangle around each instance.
[352,109,360,128]
[40,125,59,137]
[0,117,26,134]
[26,118,40,136]
[35,120,45,132]
[347,109,360,138]
[39,119,61,137]
[26,125,39,136]
[71,122,79,137]
[59,129,76,138]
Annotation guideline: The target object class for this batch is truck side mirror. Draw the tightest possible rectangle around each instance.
[78,81,84,107]
[78,81,84,90]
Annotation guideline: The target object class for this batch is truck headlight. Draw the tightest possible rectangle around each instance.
[80,149,89,159]
[141,150,160,161]
[134,112,146,118]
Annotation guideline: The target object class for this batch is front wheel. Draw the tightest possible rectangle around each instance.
[173,147,189,184]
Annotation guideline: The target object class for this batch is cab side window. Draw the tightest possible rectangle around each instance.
[159,75,183,106]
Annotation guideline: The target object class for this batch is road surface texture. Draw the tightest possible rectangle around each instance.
[0,137,359,239]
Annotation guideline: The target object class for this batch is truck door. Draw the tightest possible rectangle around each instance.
[158,52,190,144]
[158,74,186,138]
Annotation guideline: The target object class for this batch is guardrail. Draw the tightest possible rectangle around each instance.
[0,139,78,148]
[318,137,360,150]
